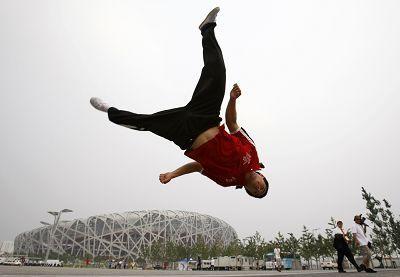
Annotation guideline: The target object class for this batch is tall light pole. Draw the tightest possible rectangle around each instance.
[43,209,73,262]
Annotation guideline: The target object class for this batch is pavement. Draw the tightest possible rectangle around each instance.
[1,266,400,276]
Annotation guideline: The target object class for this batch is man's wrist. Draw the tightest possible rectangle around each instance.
[170,171,178,178]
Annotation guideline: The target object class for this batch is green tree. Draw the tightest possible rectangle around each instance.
[323,217,337,259]
[149,239,164,265]
[286,232,300,259]
[164,240,178,264]
[192,235,209,259]
[299,226,315,269]
[382,199,400,255]
[242,231,266,259]
[223,238,243,257]
[362,187,393,267]
[312,234,325,268]
[209,239,224,258]
[274,232,288,253]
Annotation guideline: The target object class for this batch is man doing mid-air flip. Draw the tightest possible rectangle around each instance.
[90,7,269,199]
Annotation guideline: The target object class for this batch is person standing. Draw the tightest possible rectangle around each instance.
[352,215,377,273]
[333,220,362,273]
[274,244,282,272]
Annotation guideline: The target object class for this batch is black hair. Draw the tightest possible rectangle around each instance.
[245,173,269,199]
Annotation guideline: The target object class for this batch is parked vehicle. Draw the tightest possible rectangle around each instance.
[237,255,253,270]
[211,256,254,270]
[214,256,235,270]
[264,252,276,270]
[251,259,264,270]
[321,260,337,270]
[3,257,22,266]
[282,258,294,270]
[200,259,212,270]
[46,259,63,267]
[187,260,197,270]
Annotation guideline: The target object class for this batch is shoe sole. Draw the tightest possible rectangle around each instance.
[199,7,220,30]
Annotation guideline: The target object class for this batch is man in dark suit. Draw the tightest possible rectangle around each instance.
[333,221,362,273]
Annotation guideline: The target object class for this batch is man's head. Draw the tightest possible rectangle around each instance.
[354,214,363,225]
[244,171,269,199]
[337,221,343,228]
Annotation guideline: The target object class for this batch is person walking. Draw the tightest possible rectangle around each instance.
[352,215,377,273]
[274,244,282,272]
[90,7,268,199]
[333,220,362,273]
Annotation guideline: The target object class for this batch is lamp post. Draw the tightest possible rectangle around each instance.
[42,209,73,262]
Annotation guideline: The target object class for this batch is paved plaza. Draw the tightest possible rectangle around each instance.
[0,266,399,277]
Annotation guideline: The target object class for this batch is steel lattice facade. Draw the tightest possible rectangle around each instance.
[14,210,237,260]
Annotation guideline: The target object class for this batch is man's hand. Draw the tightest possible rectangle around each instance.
[230,83,242,100]
[159,172,175,184]
[159,162,202,184]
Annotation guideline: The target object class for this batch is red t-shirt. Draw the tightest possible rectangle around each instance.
[184,125,261,187]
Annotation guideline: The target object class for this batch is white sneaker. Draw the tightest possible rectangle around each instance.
[199,7,220,30]
[90,97,110,112]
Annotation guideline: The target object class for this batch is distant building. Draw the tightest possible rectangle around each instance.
[0,241,14,255]
[14,210,237,260]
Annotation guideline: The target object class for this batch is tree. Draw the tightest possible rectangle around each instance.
[361,187,394,267]
[242,231,266,259]
[299,226,315,269]
[286,232,300,259]
[322,217,337,260]
[312,234,325,268]
[223,238,243,257]
[191,235,209,259]
[149,239,164,265]
[382,199,400,255]
[274,232,288,253]
[164,240,179,264]
[209,239,224,258]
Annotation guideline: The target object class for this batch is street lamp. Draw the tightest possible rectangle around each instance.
[43,209,73,262]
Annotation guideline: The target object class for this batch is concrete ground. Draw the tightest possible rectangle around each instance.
[0,266,399,277]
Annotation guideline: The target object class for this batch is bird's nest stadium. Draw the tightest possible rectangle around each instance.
[14,210,237,260]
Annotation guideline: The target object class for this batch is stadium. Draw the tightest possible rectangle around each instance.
[14,210,237,260]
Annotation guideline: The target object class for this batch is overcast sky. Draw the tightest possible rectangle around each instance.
[1,0,400,242]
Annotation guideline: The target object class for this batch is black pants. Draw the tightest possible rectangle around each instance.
[108,23,226,150]
[337,246,359,272]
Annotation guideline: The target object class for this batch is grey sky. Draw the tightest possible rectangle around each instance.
[1,0,399,242]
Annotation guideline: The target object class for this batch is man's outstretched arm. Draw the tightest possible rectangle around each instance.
[159,162,203,184]
[225,83,241,133]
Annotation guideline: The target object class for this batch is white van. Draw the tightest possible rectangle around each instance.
[237,256,253,270]
[201,259,212,270]
[46,259,63,267]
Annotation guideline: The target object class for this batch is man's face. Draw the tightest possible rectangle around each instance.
[337,222,343,228]
[246,172,266,197]
[355,217,362,224]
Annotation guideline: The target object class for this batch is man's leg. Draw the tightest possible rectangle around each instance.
[90,9,225,150]
[337,250,345,272]
[363,247,376,272]
[107,106,192,150]
[343,247,361,271]
[186,22,226,117]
